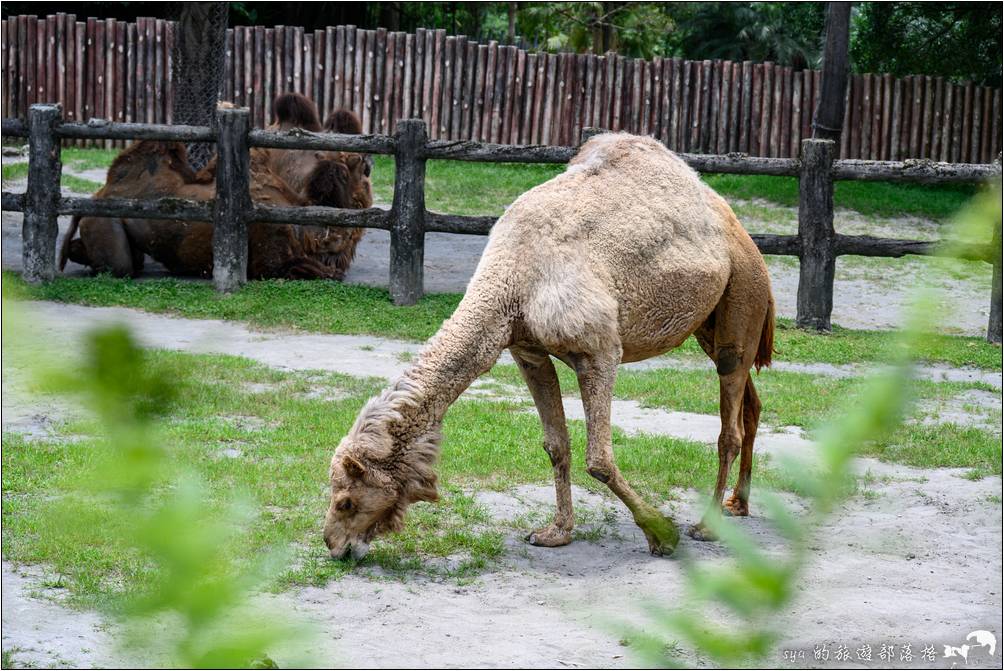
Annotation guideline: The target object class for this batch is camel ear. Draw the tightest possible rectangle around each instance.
[342,454,366,479]
[411,485,438,503]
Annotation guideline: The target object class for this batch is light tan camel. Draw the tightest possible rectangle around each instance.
[323,133,774,559]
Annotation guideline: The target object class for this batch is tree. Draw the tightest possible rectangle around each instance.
[850,2,1002,87]
[667,2,827,68]
[171,2,229,169]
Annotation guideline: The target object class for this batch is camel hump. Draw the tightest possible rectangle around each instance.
[272,92,322,131]
[324,109,363,134]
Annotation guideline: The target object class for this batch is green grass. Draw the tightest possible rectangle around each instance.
[367,154,976,220]
[2,161,103,193]
[60,174,103,193]
[488,361,1002,475]
[5,271,999,370]
[2,348,797,606]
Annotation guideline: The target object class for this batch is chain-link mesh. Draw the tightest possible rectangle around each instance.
[169,2,229,170]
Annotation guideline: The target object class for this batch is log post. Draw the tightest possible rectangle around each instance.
[988,210,1002,344]
[796,138,837,330]
[812,2,851,144]
[389,118,428,305]
[23,103,62,283]
[212,105,251,292]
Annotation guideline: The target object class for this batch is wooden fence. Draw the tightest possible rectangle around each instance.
[3,13,1003,161]
[2,104,1001,341]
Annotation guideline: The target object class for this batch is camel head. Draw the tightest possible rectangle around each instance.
[306,152,373,210]
[324,384,440,560]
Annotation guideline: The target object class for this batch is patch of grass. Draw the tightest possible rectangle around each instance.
[2,161,103,193]
[60,174,103,193]
[2,348,797,606]
[1,162,28,181]
[61,146,119,171]
[4,272,999,370]
[488,361,1002,475]
[702,173,977,221]
[3,271,462,342]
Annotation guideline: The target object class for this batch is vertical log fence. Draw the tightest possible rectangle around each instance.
[3,13,1002,161]
[1,104,1001,342]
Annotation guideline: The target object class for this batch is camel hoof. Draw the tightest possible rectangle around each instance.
[526,525,572,547]
[723,495,749,517]
[637,514,680,557]
[687,523,718,542]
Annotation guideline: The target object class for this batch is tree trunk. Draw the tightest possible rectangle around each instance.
[171,2,228,169]
[507,2,517,45]
[812,2,851,143]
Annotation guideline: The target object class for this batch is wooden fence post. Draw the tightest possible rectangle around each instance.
[390,118,428,305]
[988,211,1002,344]
[23,103,62,283]
[212,105,251,292]
[796,138,837,330]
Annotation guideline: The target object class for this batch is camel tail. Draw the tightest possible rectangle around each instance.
[57,214,82,271]
[754,298,775,372]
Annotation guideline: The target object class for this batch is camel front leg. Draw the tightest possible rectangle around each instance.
[572,351,679,556]
[512,348,574,547]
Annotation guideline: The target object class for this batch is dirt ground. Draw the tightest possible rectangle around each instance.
[2,302,1001,669]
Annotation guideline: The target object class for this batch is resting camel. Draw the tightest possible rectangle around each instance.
[323,133,774,559]
[198,94,372,269]
[59,140,366,279]
[60,96,373,279]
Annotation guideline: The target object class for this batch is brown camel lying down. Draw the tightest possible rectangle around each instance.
[60,140,371,279]
[323,133,775,560]
[190,94,372,272]
[61,95,373,280]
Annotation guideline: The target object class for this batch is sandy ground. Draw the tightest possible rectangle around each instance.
[3,301,1002,669]
[1,159,996,335]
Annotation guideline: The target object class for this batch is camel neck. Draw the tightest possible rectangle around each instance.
[396,290,515,434]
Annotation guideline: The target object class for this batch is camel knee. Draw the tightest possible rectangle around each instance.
[586,454,613,484]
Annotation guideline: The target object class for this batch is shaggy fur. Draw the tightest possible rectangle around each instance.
[324,133,775,560]
[272,91,323,131]
[324,109,364,134]
[59,139,370,280]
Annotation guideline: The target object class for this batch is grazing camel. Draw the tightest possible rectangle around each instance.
[323,133,774,559]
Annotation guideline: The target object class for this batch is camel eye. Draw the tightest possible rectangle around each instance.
[336,498,354,512]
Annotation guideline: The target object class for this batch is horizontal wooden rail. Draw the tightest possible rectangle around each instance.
[55,120,216,142]
[249,204,392,229]
[423,140,576,163]
[2,118,27,137]
[831,159,1002,183]
[681,153,801,176]
[60,195,213,221]
[833,234,995,261]
[248,128,396,154]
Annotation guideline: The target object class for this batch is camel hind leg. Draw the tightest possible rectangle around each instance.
[689,279,769,540]
[725,377,760,516]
